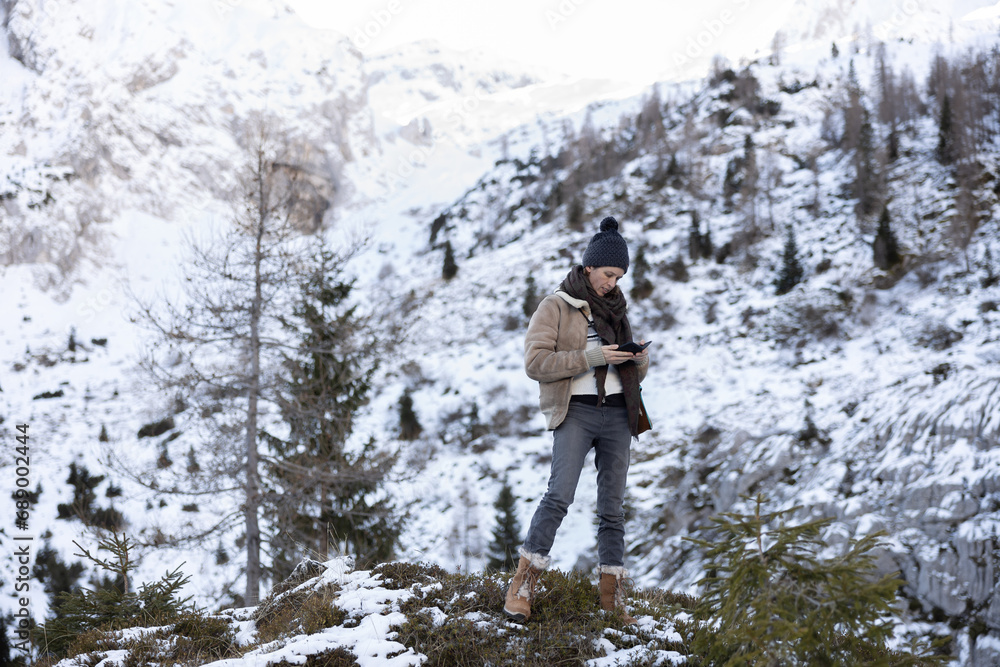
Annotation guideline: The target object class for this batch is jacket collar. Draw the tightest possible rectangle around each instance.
[554,289,590,318]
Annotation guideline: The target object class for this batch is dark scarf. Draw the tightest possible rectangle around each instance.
[559,265,643,436]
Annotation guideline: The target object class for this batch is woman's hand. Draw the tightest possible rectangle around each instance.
[633,342,649,364]
[602,341,649,366]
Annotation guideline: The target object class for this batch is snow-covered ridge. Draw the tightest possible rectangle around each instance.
[776,0,1000,51]
[47,556,689,666]
[1,0,370,288]
[363,38,646,148]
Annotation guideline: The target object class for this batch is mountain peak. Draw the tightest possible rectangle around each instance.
[775,0,1000,50]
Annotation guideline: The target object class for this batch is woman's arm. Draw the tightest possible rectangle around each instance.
[524,297,592,383]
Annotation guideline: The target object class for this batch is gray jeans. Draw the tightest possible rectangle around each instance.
[521,401,632,567]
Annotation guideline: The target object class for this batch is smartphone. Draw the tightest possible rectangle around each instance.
[617,341,651,354]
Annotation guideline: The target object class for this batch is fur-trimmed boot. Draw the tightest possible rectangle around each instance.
[503,549,549,623]
[598,565,637,625]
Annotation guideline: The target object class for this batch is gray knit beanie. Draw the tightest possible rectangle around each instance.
[581,216,629,273]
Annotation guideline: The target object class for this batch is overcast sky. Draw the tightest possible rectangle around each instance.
[286,0,798,83]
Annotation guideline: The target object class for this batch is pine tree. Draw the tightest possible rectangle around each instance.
[56,464,125,531]
[854,110,881,219]
[521,275,541,319]
[936,94,956,165]
[887,127,900,162]
[741,134,758,209]
[688,212,702,261]
[442,240,458,280]
[266,242,402,573]
[629,244,655,301]
[775,225,804,295]
[398,390,423,441]
[56,463,103,522]
[690,495,946,666]
[666,153,681,179]
[982,245,998,288]
[486,478,521,572]
[873,205,902,270]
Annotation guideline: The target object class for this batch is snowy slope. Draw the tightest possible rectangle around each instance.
[352,32,1000,664]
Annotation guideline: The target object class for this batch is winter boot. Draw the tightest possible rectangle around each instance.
[598,565,637,625]
[503,549,549,623]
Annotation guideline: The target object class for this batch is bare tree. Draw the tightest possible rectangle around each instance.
[874,43,896,127]
[759,148,781,233]
[129,117,331,604]
[950,162,984,272]
[770,31,786,66]
[741,134,759,231]
[636,85,666,151]
[842,60,864,151]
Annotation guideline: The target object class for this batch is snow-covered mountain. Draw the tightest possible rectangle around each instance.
[776,0,1000,48]
[3,0,1000,664]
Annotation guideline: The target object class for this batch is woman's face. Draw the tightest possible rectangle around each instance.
[586,266,625,297]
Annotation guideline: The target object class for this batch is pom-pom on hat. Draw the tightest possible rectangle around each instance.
[582,216,629,273]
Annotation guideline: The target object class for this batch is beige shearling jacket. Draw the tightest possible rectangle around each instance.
[524,291,649,430]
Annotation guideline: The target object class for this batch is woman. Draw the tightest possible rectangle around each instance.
[504,216,649,625]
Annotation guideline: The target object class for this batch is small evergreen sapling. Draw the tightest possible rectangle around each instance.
[39,533,193,658]
[486,478,521,572]
[689,495,947,666]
